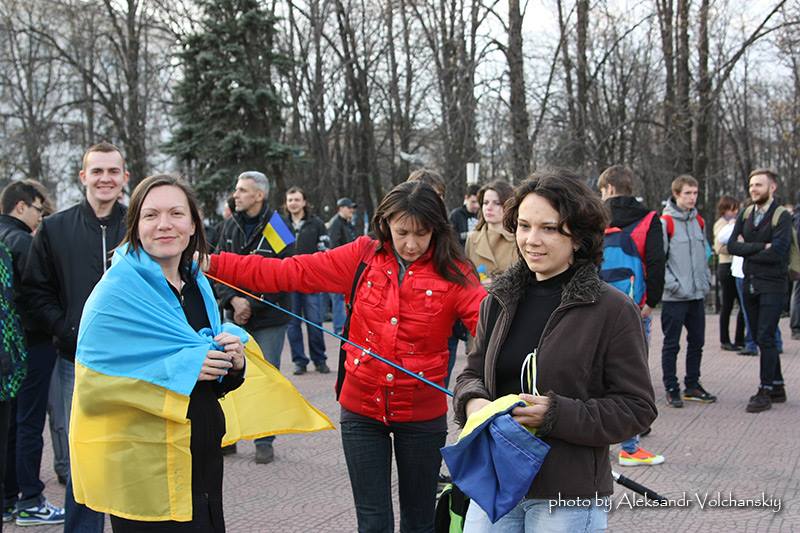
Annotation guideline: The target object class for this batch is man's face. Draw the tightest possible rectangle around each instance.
[339,206,354,221]
[674,185,698,211]
[16,198,44,232]
[80,150,129,206]
[233,178,265,215]
[464,194,479,215]
[285,192,306,216]
[749,174,776,206]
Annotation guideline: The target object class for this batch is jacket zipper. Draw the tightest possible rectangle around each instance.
[101,225,108,273]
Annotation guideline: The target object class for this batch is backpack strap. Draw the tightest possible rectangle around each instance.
[696,214,705,231]
[660,214,675,240]
[335,257,370,400]
[629,211,657,260]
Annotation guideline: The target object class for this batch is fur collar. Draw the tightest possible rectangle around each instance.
[490,259,604,309]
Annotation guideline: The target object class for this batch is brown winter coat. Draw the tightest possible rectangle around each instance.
[465,226,517,280]
[453,260,657,499]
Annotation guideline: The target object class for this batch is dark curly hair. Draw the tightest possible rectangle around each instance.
[503,169,609,268]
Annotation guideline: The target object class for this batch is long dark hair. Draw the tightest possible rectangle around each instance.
[504,170,609,268]
[121,174,208,276]
[372,181,474,285]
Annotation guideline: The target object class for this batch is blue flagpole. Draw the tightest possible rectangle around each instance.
[206,274,455,398]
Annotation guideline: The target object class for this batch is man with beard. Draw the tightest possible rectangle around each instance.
[728,169,791,413]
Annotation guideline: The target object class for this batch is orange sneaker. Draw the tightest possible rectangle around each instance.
[618,447,665,466]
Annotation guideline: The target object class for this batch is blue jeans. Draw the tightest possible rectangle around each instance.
[661,300,705,391]
[621,316,651,454]
[287,293,327,368]
[60,359,105,533]
[250,326,287,448]
[463,496,609,532]
[48,357,70,481]
[13,342,58,509]
[735,278,782,352]
[330,293,347,335]
[340,419,446,533]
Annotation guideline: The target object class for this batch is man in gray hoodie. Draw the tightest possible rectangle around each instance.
[660,175,716,408]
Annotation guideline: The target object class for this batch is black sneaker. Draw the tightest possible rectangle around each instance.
[746,387,772,413]
[315,362,331,374]
[293,364,307,375]
[738,347,758,356]
[666,388,683,408]
[770,385,787,403]
[683,384,717,403]
[721,343,739,351]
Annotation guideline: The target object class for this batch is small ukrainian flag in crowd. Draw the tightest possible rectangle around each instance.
[262,211,296,253]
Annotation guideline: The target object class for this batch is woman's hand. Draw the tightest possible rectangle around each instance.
[193,251,210,273]
[512,393,550,429]
[465,397,491,418]
[214,332,245,371]
[198,349,234,381]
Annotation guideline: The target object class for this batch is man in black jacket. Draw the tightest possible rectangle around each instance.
[728,168,791,413]
[449,184,480,248]
[599,165,665,467]
[0,181,70,525]
[23,141,129,530]
[216,171,290,464]
[326,198,357,334]
[284,187,330,375]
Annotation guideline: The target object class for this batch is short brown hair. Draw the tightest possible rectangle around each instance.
[82,141,125,170]
[671,174,698,196]
[504,170,610,268]
[406,169,446,198]
[285,186,310,217]
[121,174,207,276]
[476,180,514,230]
[598,165,635,196]
[748,168,779,183]
[716,195,739,217]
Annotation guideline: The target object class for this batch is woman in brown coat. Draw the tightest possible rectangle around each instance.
[453,171,657,532]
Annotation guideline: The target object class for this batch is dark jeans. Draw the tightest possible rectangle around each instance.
[3,398,16,509]
[13,341,58,509]
[287,292,327,367]
[341,419,446,533]
[661,299,705,391]
[717,263,744,346]
[742,288,785,388]
[0,400,10,531]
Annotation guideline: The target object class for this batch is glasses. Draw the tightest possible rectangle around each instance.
[28,203,44,214]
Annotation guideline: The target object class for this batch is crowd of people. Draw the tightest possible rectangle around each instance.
[0,140,793,532]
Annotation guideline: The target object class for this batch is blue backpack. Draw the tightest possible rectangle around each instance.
[600,212,656,307]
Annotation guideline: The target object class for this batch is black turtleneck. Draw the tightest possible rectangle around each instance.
[495,266,576,398]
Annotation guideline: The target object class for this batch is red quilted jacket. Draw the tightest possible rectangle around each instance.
[209,236,487,423]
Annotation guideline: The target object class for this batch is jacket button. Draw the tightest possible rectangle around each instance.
[425,289,433,296]
[408,271,413,276]
[390,317,398,325]
[386,373,394,381]
[353,358,360,365]
[387,270,393,275]
[367,281,373,287]
[418,371,424,377]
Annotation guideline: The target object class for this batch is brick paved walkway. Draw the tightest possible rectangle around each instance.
[7,311,799,532]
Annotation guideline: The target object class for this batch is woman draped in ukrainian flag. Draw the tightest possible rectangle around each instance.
[72,174,247,532]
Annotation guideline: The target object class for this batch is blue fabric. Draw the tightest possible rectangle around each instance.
[440,403,550,524]
[76,246,248,397]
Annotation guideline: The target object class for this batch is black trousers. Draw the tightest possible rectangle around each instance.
[742,287,785,387]
[0,400,12,533]
[717,263,745,345]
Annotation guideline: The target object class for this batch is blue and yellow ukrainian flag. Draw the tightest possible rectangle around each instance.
[262,211,296,253]
[71,246,332,522]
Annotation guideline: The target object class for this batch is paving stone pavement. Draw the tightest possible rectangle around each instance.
[7,311,799,532]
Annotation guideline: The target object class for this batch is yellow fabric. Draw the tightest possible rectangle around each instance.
[70,339,334,522]
[220,340,334,445]
[458,394,525,442]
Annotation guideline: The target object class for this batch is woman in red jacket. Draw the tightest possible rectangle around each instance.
[207,180,486,533]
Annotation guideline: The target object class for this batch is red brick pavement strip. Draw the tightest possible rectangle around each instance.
[9,312,799,532]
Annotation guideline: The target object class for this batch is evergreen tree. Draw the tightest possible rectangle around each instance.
[166,0,289,207]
